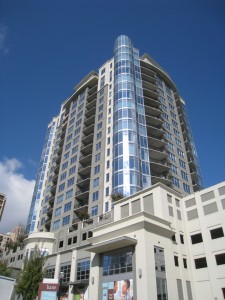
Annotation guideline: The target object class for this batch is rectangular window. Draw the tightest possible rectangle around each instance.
[70,155,77,165]
[58,183,65,192]
[174,255,179,267]
[53,220,60,230]
[179,159,186,169]
[174,129,180,136]
[69,166,76,175]
[55,207,62,217]
[215,253,225,265]
[92,205,98,216]
[97,122,102,130]
[65,142,71,151]
[170,164,178,174]
[60,172,67,181]
[98,112,103,121]
[56,194,64,204]
[106,173,109,182]
[105,187,109,196]
[97,132,102,140]
[62,162,68,170]
[102,247,133,276]
[92,191,99,201]
[64,202,72,212]
[62,215,70,226]
[168,152,176,162]
[66,189,73,199]
[180,234,184,244]
[60,264,71,284]
[107,148,110,156]
[93,177,99,188]
[94,164,100,174]
[72,145,78,154]
[177,148,184,157]
[67,177,74,187]
[99,104,103,112]
[210,227,224,239]
[181,171,188,180]
[183,183,190,194]
[76,259,90,281]
[172,177,180,188]
[194,257,207,269]
[191,233,203,244]
[96,142,101,151]
[95,153,101,162]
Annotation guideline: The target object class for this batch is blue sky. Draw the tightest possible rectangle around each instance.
[0,0,225,231]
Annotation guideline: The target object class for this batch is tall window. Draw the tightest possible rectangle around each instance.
[76,259,90,281]
[102,247,133,276]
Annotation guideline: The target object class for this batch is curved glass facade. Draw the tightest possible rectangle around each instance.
[26,120,56,234]
[113,35,151,196]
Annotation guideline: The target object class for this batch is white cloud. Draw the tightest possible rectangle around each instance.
[0,158,35,233]
[0,24,9,54]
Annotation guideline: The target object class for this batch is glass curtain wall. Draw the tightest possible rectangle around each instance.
[113,35,151,196]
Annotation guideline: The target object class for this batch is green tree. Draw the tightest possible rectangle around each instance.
[16,246,46,300]
[0,261,11,277]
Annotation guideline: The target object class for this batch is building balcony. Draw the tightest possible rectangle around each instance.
[141,71,157,84]
[78,164,91,176]
[142,79,158,92]
[150,159,170,173]
[54,163,60,173]
[151,175,171,187]
[75,189,89,200]
[140,63,157,78]
[84,114,95,127]
[52,173,58,184]
[83,123,94,135]
[48,195,55,205]
[86,97,96,110]
[77,177,90,187]
[82,133,94,146]
[148,136,166,149]
[46,207,53,216]
[85,106,96,118]
[188,158,197,171]
[87,85,97,97]
[149,148,167,161]
[62,119,68,132]
[145,105,161,118]
[79,153,92,165]
[142,87,159,101]
[50,184,57,194]
[143,96,161,109]
[145,114,163,127]
[80,143,93,155]
[192,181,203,192]
[59,137,65,147]
[57,145,63,155]
[146,125,164,139]
[44,218,51,227]
[74,203,89,213]
[55,155,61,164]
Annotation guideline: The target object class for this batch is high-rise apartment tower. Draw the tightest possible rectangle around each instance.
[27,35,202,233]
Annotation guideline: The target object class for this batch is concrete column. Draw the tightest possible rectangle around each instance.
[89,252,100,300]
[68,249,78,300]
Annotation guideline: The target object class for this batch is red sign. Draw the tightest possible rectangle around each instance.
[38,283,59,300]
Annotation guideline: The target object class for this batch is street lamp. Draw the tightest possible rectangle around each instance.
[58,272,64,300]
